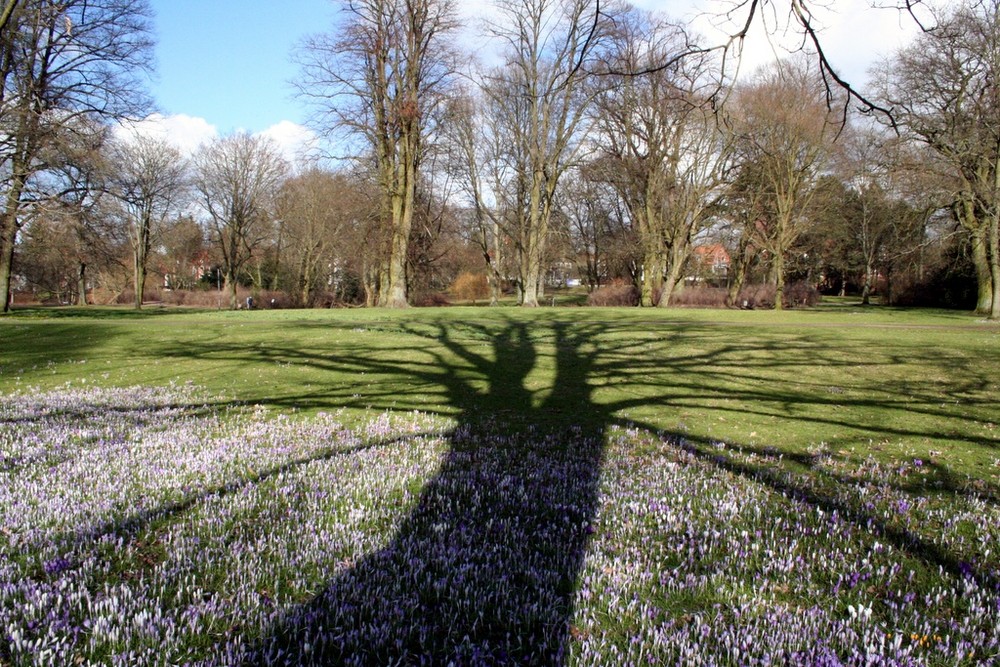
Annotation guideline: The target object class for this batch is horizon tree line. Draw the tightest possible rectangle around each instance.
[2,0,998,319]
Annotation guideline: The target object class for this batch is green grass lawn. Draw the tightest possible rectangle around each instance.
[3,303,998,481]
[1,303,999,664]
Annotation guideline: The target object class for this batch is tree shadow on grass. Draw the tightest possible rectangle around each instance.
[243,320,609,665]
[643,431,1000,590]
[0,321,122,375]
[150,314,997,662]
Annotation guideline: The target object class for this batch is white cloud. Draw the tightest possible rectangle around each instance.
[120,113,219,155]
[257,120,320,169]
[118,115,319,170]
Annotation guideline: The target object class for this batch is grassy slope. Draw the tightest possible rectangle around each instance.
[2,303,998,486]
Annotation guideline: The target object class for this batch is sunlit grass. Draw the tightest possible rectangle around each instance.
[2,304,998,476]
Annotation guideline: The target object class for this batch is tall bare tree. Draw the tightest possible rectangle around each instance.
[593,9,731,307]
[0,0,153,312]
[297,0,458,308]
[727,57,836,310]
[558,167,623,293]
[194,133,288,310]
[441,88,516,306]
[107,134,188,309]
[20,126,121,306]
[876,0,1000,319]
[276,168,374,306]
[158,216,207,291]
[483,0,612,307]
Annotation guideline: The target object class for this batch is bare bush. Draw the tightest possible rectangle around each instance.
[411,292,452,307]
[586,280,640,307]
[670,283,820,309]
[784,281,821,307]
[450,272,490,303]
[670,287,728,307]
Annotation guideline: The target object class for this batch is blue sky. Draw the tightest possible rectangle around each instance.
[142,0,922,158]
[148,0,335,134]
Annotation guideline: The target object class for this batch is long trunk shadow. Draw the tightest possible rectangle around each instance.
[245,321,608,665]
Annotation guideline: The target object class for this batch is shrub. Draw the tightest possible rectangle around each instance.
[783,281,821,308]
[450,272,490,304]
[732,282,820,309]
[665,283,820,309]
[411,292,451,307]
[891,269,978,309]
[737,284,775,309]
[669,287,728,308]
[586,280,639,307]
[163,289,229,308]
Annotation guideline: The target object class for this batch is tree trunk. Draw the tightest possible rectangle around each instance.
[133,250,146,309]
[225,272,238,310]
[640,245,661,308]
[659,249,687,308]
[861,261,874,306]
[519,213,542,308]
[0,172,26,313]
[0,215,16,313]
[299,256,313,308]
[725,233,752,308]
[489,221,502,306]
[378,186,409,308]
[383,241,409,308]
[658,229,694,308]
[363,259,378,308]
[971,226,994,315]
[77,262,88,306]
[989,207,999,320]
[520,261,541,307]
[772,251,785,311]
[271,220,284,291]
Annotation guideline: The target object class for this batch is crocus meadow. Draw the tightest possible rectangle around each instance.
[0,386,996,665]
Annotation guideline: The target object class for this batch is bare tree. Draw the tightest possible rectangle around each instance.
[157,216,207,291]
[726,57,836,310]
[876,0,1000,318]
[19,136,123,306]
[481,0,613,307]
[558,167,622,292]
[107,134,189,309]
[0,0,154,312]
[834,127,939,306]
[441,88,517,306]
[297,0,458,308]
[194,133,288,310]
[722,158,769,307]
[277,168,374,306]
[593,9,731,307]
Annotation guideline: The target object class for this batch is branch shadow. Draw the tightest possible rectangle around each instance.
[145,314,997,662]
[622,424,1000,591]
[243,319,610,664]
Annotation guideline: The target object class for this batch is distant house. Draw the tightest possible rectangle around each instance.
[687,244,731,284]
